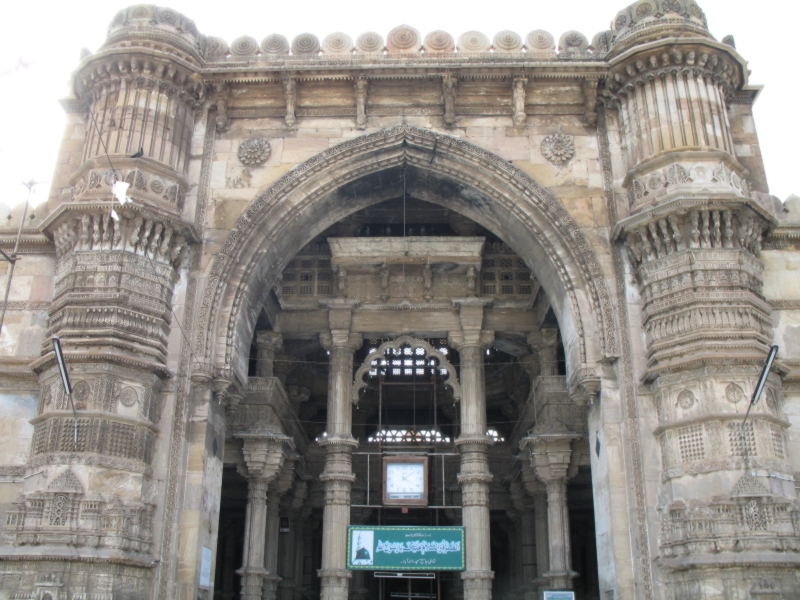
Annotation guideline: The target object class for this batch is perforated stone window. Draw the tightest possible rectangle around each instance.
[770,424,785,460]
[678,424,705,462]
[481,252,533,296]
[280,253,334,297]
[50,494,69,526]
[728,422,757,457]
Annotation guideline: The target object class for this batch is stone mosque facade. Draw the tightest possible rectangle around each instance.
[1,1,800,599]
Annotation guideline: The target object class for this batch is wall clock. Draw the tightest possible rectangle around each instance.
[382,455,428,506]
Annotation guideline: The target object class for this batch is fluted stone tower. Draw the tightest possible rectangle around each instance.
[602,0,797,595]
[0,7,202,597]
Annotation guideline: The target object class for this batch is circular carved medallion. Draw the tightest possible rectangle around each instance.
[493,30,523,52]
[261,34,289,55]
[119,386,138,407]
[323,32,353,54]
[424,30,454,52]
[541,133,575,165]
[526,29,554,50]
[292,33,320,55]
[387,25,421,52]
[458,31,490,52]
[676,389,695,409]
[230,36,258,56]
[238,139,272,167]
[356,32,384,53]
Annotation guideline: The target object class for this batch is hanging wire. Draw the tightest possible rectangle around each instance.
[0,179,36,336]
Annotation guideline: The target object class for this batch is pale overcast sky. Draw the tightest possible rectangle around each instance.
[0,0,796,211]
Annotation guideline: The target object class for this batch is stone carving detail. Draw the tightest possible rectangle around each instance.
[119,386,138,407]
[322,32,352,54]
[526,29,555,50]
[205,37,230,60]
[230,36,258,56]
[73,167,187,213]
[676,389,695,409]
[559,30,589,53]
[355,32,384,53]
[424,30,454,52]
[725,383,746,404]
[458,31,490,52]
[541,133,575,165]
[355,78,368,129]
[262,34,290,55]
[48,469,83,492]
[352,336,461,403]
[512,78,527,127]
[238,138,272,167]
[291,33,320,55]
[387,25,421,53]
[493,30,523,52]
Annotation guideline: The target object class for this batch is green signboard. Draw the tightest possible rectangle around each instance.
[347,526,465,571]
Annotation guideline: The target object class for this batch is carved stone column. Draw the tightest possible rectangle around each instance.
[255,332,283,379]
[520,435,578,591]
[520,460,551,596]
[510,479,537,600]
[262,462,298,600]
[317,317,362,600]
[450,299,494,600]
[235,433,294,600]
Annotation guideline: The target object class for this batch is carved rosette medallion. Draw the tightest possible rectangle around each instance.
[238,139,272,167]
[541,133,575,166]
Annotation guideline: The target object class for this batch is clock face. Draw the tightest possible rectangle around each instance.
[385,463,425,500]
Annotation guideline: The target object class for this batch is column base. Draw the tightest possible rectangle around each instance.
[461,569,494,600]
[237,567,269,600]
[262,573,282,600]
[318,568,352,600]
[543,569,578,591]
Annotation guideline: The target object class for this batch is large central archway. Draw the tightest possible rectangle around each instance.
[195,125,617,385]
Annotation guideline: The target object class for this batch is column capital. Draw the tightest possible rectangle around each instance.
[255,330,283,350]
[448,330,494,351]
[212,376,232,404]
[236,433,295,482]
[320,330,362,352]
[520,434,577,483]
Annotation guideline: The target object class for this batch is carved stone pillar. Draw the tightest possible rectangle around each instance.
[255,331,283,379]
[510,479,537,600]
[317,321,362,600]
[450,300,494,600]
[520,462,550,596]
[520,435,578,590]
[236,433,294,600]
[528,329,559,377]
[354,77,368,130]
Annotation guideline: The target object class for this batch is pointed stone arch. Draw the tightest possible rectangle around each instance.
[352,335,462,403]
[195,125,618,384]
